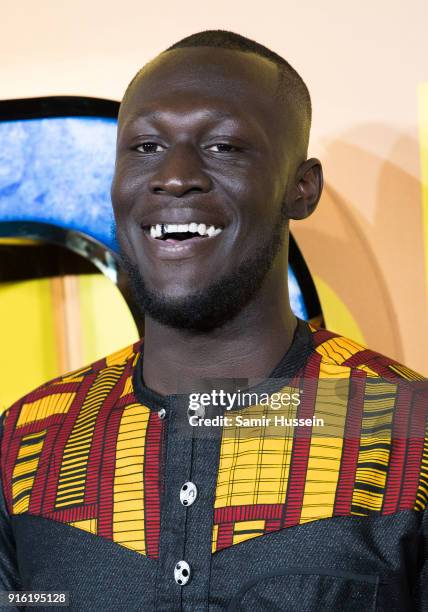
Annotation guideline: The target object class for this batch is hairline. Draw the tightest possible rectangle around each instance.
[121,46,294,119]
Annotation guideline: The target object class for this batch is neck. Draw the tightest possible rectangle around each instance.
[141,260,297,396]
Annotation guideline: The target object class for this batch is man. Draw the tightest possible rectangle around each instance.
[0,30,427,611]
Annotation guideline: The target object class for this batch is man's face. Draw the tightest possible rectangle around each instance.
[112,47,298,331]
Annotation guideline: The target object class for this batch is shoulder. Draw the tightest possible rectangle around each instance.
[0,339,143,514]
[301,324,428,514]
[307,323,426,383]
[0,338,143,443]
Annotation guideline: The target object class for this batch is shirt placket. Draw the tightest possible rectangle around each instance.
[154,395,222,612]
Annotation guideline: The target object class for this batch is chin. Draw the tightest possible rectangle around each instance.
[146,282,203,302]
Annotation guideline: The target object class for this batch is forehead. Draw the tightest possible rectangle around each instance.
[119,47,285,131]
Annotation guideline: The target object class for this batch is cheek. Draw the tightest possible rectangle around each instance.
[111,162,145,221]
[229,170,282,228]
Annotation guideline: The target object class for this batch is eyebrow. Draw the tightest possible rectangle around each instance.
[118,103,271,149]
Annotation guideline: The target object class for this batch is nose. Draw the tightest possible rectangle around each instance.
[148,143,212,197]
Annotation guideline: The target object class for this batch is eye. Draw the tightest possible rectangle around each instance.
[135,142,166,154]
[206,143,239,153]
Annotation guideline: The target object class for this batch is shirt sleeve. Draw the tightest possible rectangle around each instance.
[0,410,22,600]
[414,505,428,612]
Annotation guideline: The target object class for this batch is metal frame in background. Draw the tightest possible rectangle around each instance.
[0,96,323,327]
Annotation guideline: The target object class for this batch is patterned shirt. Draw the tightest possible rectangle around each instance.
[0,318,427,611]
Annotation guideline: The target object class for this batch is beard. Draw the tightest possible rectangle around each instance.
[117,211,288,333]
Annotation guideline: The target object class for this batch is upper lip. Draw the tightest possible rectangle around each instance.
[140,204,231,229]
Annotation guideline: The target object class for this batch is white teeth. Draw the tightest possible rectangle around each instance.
[151,224,162,238]
[148,222,223,239]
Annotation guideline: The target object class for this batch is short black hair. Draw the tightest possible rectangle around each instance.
[122,29,312,152]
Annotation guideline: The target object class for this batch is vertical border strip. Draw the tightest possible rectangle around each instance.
[418,82,428,306]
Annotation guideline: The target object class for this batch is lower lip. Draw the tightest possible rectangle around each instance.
[142,231,223,260]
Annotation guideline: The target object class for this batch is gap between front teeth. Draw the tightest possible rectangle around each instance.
[149,223,223,239]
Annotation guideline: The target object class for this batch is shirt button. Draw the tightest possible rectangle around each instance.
[187,404,205,420]
[174,560,191,586]
[180,481,198,507]
[157,408,167,420]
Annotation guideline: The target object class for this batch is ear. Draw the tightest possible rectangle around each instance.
[284,158,323,220]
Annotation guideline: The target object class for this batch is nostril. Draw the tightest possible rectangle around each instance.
[187,187,204,194]
[152,185,205,196]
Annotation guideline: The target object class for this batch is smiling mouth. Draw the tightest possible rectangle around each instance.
[142,222,224,243]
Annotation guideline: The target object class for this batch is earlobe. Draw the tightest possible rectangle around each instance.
[285,158,323,220]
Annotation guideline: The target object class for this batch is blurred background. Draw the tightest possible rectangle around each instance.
[0,0,427,410]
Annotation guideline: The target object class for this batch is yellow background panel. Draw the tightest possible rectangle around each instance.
[0,279,57,410]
